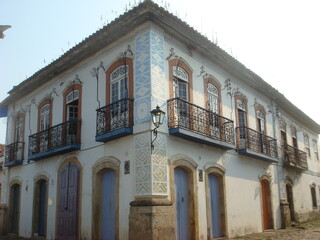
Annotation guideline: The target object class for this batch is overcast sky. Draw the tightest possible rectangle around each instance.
[1,0,320,143]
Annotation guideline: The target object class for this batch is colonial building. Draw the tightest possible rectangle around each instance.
[0,1,319,239]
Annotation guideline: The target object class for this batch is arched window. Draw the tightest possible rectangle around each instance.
[14,113,25,143]
[310,183,317,208]
[291,126,298,149]
[304,134,310,157]
[235,95,248,141]
[106,58,133,105]
[110,65,128,102]
[207,84,219,113]
[40,104,50,131]
[63,84,82,121]
[66,90,79,120]
[204,76,221,114]
[256,110,265,134]
[237,99,246,127]
[313,139,319,160]
[173,66,189,101]
[37,98,52,132]
[279,120,287,146]
[169,58,193,102]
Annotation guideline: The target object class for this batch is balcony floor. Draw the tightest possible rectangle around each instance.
[169,127,235,150]
[4,160,23,168]
[283,161,308,171]
[238,148,278,163]
[28,144,81,161]
[96,127,133,142]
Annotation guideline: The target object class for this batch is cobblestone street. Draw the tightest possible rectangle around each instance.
[0,219,320,240]
[228,219,320,240]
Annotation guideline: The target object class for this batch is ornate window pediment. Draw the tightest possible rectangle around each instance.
[66,90,79,104]
[237,99,246,111]
[173,66,188,82]
[111,65,128,82]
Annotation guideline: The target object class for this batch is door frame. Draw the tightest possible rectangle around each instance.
[92,157,120,240]
[260,176,274,230]
[32,175,49,237]
[8,180,22,235]
[169,155,198,240]
[285,181,295,221]
[205,165,227,239]
[55,158,82,240]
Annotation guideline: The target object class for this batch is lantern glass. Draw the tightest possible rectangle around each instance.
[151,106,165,128]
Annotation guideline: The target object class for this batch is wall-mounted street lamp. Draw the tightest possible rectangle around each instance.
[151,106,166,152]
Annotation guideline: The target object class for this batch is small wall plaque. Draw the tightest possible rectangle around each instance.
[199,169,203,182]
[124,160,130,174]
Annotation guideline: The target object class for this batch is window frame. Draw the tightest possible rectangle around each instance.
[310,183,317,209]
[63,84,82,122]
[255,105,267,135]
[37,98,52,132]
[14,112,25,143]
[106,58,133,105]
[312,139,319,160]
[169,58,193,102]
[304,134,311,157]
[204,76,222,115]
[279,120,287,146]
[234,95,248,128]
[291,126,298,149]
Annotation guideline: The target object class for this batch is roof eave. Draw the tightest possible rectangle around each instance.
[1,1,319,133]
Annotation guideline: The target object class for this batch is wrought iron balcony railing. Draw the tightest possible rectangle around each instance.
[28,119,81,160]
[4,141,24,167]
[282,144,308,170]
[167,98,235,148]
[235,126,278,161]
[96,98,134,142]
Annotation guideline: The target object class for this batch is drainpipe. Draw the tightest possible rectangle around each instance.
[272,100,284,226]
[5,108,11,205]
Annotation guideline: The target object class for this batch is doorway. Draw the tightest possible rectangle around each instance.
[9,184,21,234]
[286,183,295,222]
[56,162,80,240]
[208,173,223,238]
[174,167,189,240]
[33,179,48,237]
[261,179,273,230]
[101,170,116,240]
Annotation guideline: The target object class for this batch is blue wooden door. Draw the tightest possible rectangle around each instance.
[174,167,188,240]
[209,174,221,238]
[38,180,47,236]
[101,170,116,240]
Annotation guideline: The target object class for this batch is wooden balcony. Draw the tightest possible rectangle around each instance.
[235,127,278,162]
[167,98,235,150]
[28,120,81,161]
[4,142,24,167]
[96,98,134,142]
[282,144,308,170]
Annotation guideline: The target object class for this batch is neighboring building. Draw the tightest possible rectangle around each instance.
[0,25,11,39]
[0,144,4,157]
[0,144,4,172]
[0,1,319,239]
